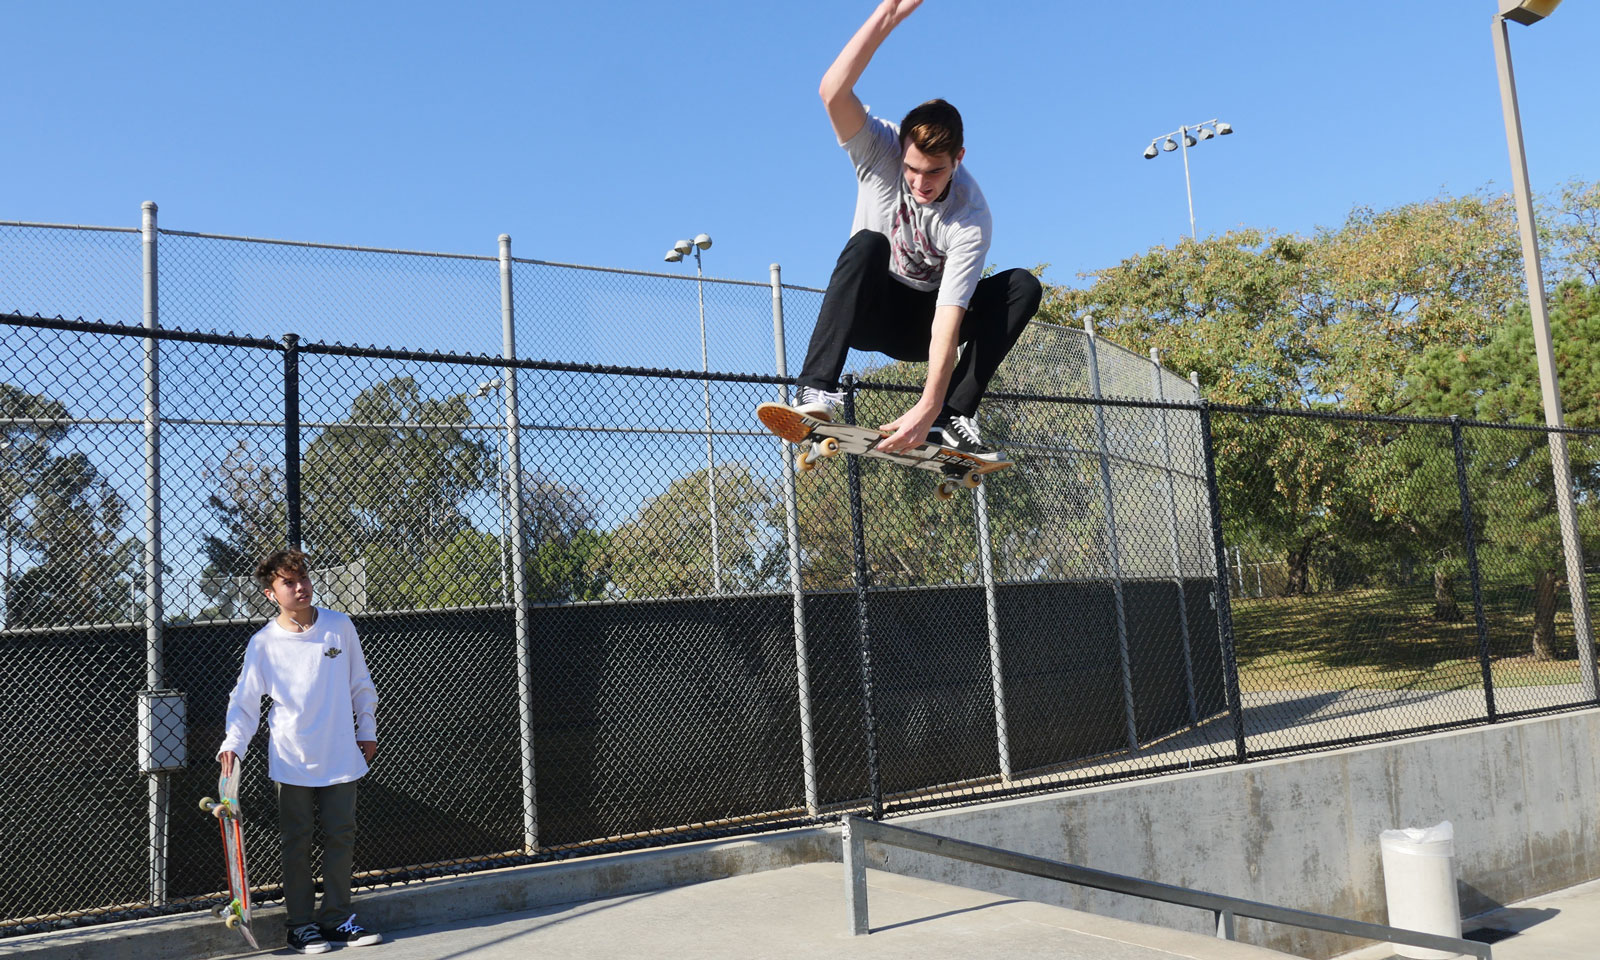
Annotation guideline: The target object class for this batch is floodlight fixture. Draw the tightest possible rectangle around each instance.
[473,378,502,398]
[1499,0,1560,24]
[693,233,713,251]
[1198,125,1215,141]
[1183,131,1198,148]
[664,249,684,262]
[673,238,694,255]
[1163,138,1178,152]
[1143,142,1159,159]
[1216,121,1234,135]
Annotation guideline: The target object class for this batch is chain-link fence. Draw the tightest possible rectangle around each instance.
[5,212,1600,937]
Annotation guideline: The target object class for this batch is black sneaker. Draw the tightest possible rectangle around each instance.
[322,913,383,947]
[930,412,1002,462]
[794,386,844,422]
[288,922,332,954]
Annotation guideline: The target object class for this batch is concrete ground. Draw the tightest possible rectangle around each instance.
[249,864,1292,960]
[1335,875,1600,960]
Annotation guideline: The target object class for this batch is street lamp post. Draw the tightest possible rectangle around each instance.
[1491,0,1598,698]
[665,234,722,594]
[1142,119,1234,240]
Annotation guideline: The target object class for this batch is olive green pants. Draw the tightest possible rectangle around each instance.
[275,780,358,928]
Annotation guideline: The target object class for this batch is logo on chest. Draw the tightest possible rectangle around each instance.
[324,647,342,659]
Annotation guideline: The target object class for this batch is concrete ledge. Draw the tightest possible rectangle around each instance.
[0,826,839,960]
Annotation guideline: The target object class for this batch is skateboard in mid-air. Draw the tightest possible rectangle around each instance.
[199,767,259,950]
[757,401,1013,499]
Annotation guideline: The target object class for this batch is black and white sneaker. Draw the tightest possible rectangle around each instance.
[288,922,332,954]
[794,386,845,422]
[322,913,383,947]
[930,412,1003,462]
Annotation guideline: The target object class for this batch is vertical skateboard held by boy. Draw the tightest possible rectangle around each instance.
[798,0,1042,462]
[218,548,382,954]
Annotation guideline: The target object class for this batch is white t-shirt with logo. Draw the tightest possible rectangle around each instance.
[219,608,379,787]
[843,114,992,310]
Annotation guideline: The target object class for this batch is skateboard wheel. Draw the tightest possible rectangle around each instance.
[819,437,840,457]
[198,797,214,813]
[935,481,956,501]
[962,472,982,490]
[211,905,224,918]
[225,913,239,930]
[798,454,818,473]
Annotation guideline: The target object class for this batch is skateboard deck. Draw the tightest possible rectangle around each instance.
[199,768,258,950]
[757,401,1012,498]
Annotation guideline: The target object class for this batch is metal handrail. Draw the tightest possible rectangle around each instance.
[840,816,1490,958]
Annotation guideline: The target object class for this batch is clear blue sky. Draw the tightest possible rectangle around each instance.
[6,1,1599,295]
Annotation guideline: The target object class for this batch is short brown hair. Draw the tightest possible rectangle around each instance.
[255,548,310,591]
[899,99,963,160]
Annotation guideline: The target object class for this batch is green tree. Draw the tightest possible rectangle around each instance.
[299,376,496,604]
[1400,281,1600,659]
[607,463,775,598]
[2,381,135,627]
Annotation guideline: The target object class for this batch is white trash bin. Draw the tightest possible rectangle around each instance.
[1380,820,1462,959]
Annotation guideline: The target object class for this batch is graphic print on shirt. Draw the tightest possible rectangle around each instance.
[890,197,946,285]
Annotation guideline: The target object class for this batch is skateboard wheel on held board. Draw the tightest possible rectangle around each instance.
[198,796,214,813]
[819,437,840,457]
[225,914,239,930]
[935,481,956,501]
[962,472,982,490]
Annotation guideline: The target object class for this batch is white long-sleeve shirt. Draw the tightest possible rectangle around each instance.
[218,608,379,787]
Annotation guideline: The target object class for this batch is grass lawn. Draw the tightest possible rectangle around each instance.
[1231,574,1600,692]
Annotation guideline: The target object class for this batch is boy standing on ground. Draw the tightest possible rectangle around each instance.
[795,0,1042,462]
[219,548,382,954]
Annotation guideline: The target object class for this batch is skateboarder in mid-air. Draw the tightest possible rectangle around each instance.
[218,549,382,954]
[794,0,1042,462]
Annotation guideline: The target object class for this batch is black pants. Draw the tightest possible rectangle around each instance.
[797,230,1042,417]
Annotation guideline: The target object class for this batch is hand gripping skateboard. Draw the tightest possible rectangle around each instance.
[199,768,259,950]
[757,401,1013,499]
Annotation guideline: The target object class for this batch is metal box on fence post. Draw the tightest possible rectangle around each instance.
[137,689,188,773]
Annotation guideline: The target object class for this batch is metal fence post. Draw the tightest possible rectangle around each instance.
[1198,400,1247,762]
[282,333,301,548]
[140,201,169,905]
[974,484,1012,781]
[772,264,819,815]
[1083,317,1139,752]
[1452,417,1497,721]
[1151,348,1198,724]
[843,375,883,818]
[502,234,538,852]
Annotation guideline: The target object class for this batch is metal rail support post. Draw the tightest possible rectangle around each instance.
[1083,317,1139,752]
[501,234,538,852]
[772,263,819,814]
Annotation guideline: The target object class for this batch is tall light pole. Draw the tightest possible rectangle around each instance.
[1142,119,1234,239]
[665,233,722,594]
[1491,0,1597,696]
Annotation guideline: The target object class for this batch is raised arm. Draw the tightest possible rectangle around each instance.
[818,0,923,144]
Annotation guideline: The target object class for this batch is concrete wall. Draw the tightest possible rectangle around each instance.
[872,708,1600,958]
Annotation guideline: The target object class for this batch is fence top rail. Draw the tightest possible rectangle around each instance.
[509,255,825,292]
[1,313,282,350]
[0,220,139,234]
[158,227,499,262]
[8,312,1597,441]
[843,816,1491,959]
